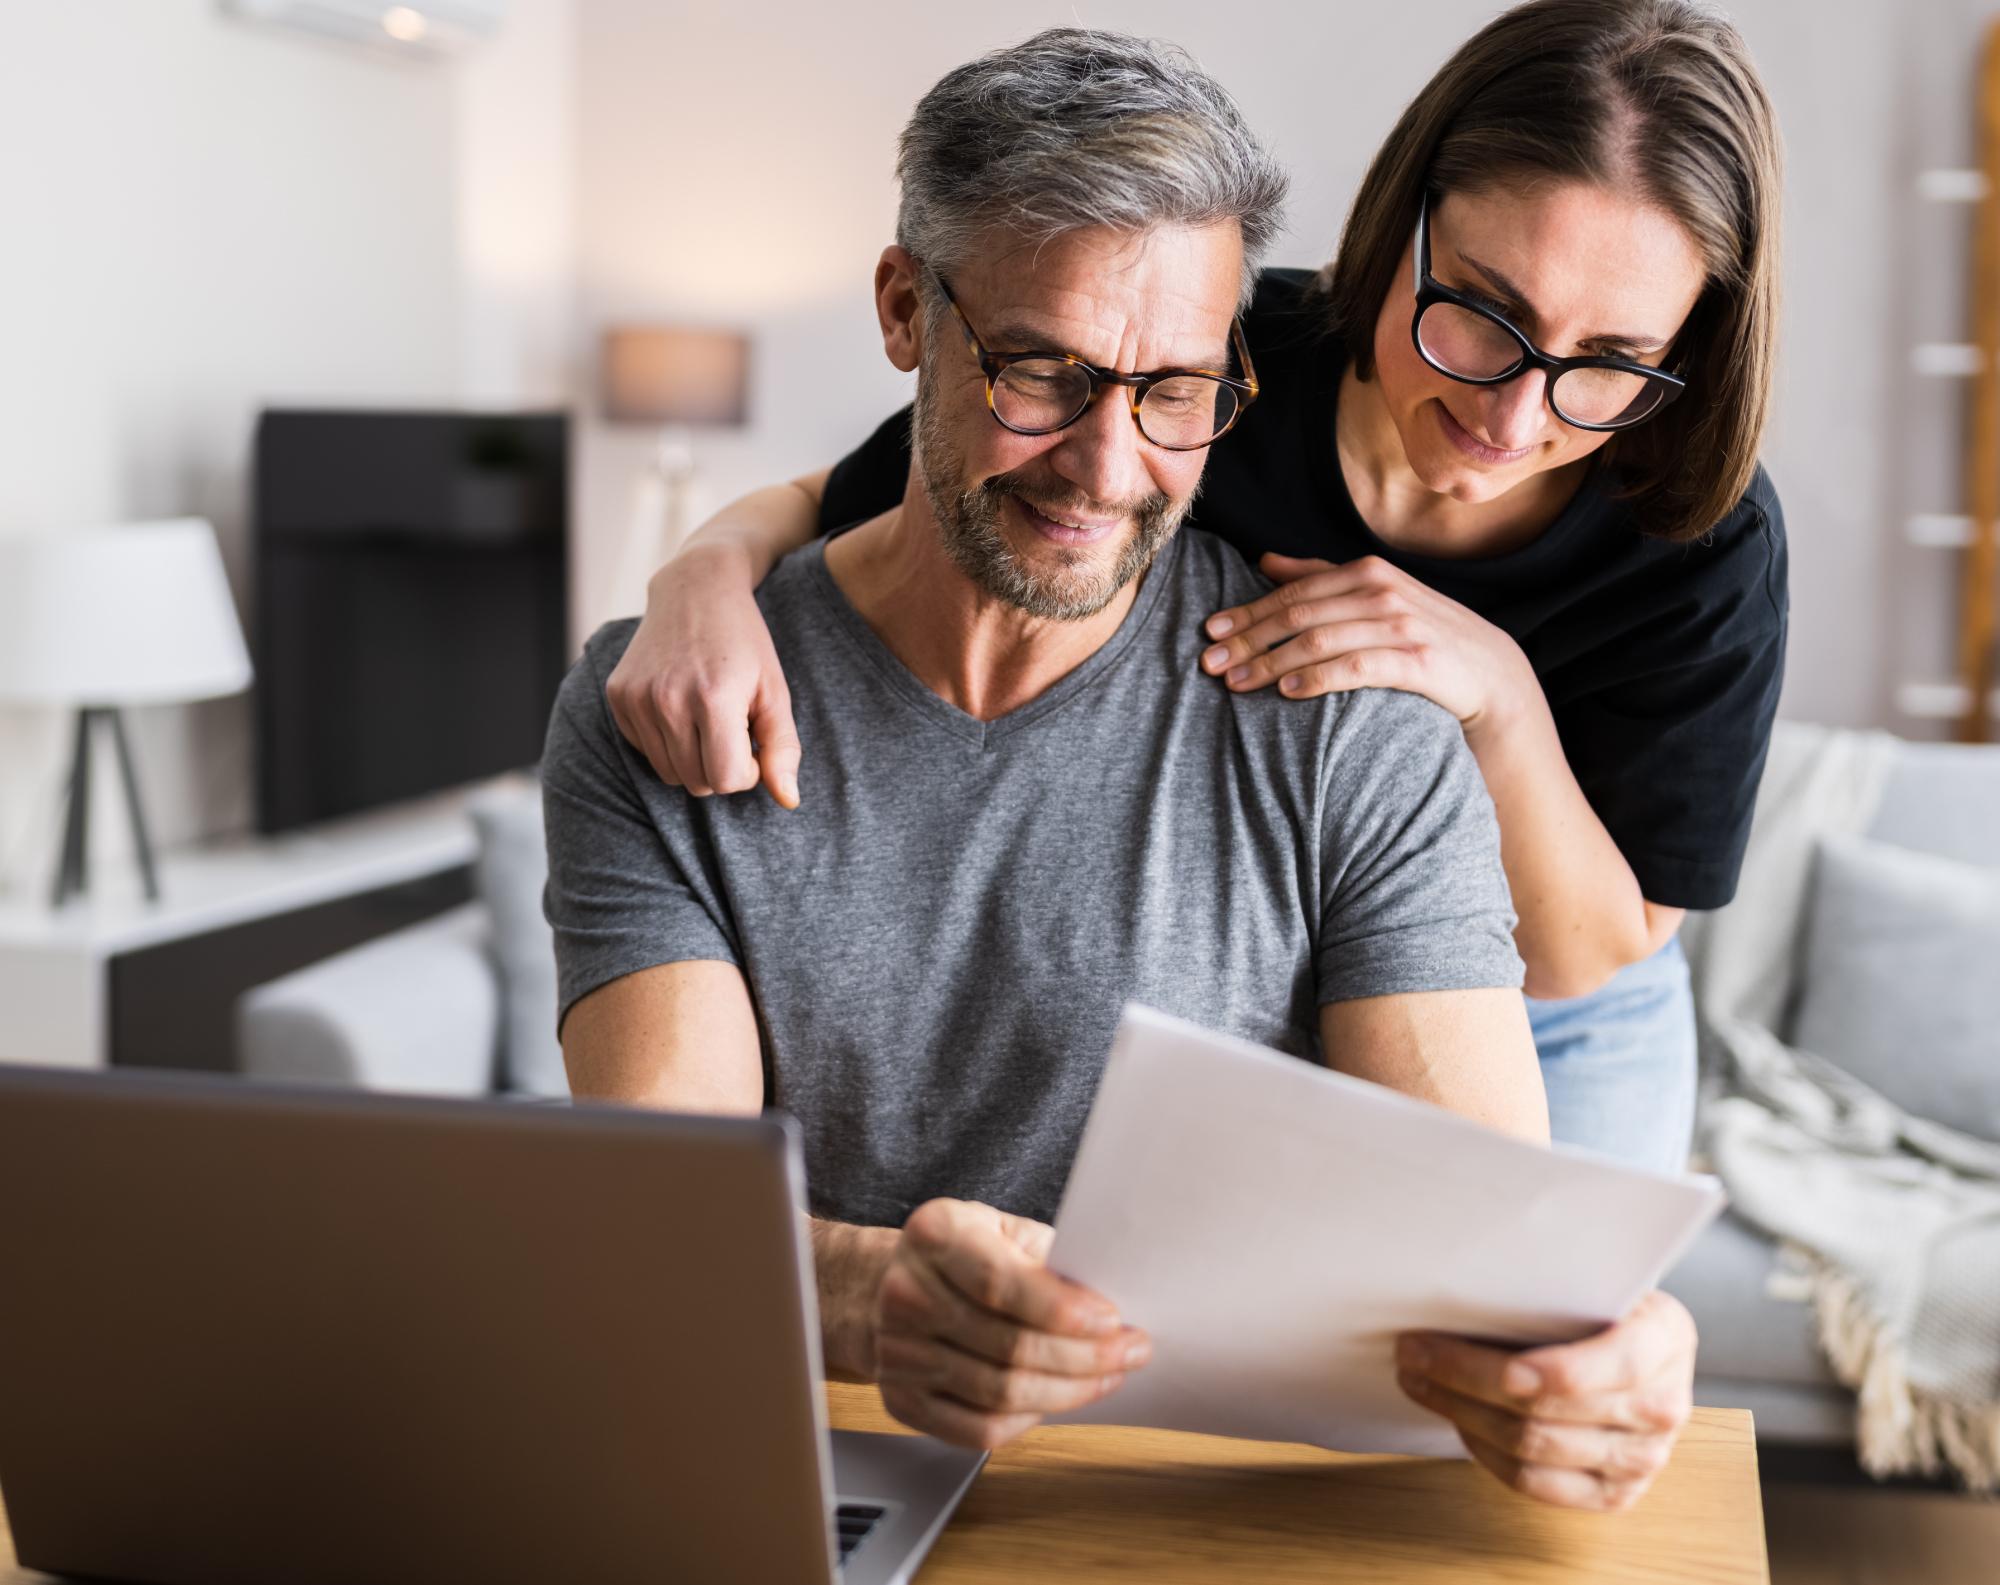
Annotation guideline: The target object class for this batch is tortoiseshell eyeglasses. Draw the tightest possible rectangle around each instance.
[929,270,1258,452]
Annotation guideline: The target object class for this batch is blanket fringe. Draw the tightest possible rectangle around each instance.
[1797,1244,2000,1493]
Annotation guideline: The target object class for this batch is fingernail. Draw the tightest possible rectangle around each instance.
[1504,1362,1543,1398]
[1202,644,1230,671]
[1101,1373,1127,1394]
[1085,1308,1120,1336]
[1279,674,1302,694]
[1122,1337,1153,1369]
[1208,615,1235,638]
[1226,665,1251,686]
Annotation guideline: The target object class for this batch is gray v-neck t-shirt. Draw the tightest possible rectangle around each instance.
[543,528,1522,1226]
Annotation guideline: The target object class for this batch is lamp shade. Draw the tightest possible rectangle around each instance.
[601,326,750,426]
[0,519,253,706]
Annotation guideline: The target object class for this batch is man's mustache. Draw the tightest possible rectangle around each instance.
[973,466,1171,529]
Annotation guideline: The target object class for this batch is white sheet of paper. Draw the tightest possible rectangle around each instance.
[1046,1004,1726,1455]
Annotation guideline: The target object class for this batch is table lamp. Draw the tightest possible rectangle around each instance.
[0,519,254,907]
[602,325,750,566]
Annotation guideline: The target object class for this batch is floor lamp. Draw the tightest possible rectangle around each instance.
[0,520,253,907]
[601,324,750,586]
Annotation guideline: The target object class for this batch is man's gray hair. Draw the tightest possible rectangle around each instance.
[896,29,1288,307]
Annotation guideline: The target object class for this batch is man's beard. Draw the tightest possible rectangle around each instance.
[912,356,1193,622]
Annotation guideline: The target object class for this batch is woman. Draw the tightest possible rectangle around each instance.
[608,0,1786,1183]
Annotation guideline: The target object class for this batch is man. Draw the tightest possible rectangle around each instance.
[546,29,1695,1513]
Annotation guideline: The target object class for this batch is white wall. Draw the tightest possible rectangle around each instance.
[0,1,460,891]
[0,0,1980,896]
[1885,0,1999,732]
[458,0,577,408]
[0,0,577,897]
[570,0,1983,732]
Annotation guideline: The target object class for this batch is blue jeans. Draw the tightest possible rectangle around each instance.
[1526,934,1697,1175]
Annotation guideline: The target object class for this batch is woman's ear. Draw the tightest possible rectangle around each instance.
[875,246,924,374]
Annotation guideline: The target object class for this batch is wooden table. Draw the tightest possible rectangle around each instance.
[0,1386,1768,1583]
[827,1383,1768,1584]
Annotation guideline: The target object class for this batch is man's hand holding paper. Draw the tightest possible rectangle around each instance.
[1395,1287,1699,1511]
[865,1199,1152,1450]
[1044,1007,1721,1493]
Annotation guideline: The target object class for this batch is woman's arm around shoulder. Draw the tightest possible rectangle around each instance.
[604,469,827,808]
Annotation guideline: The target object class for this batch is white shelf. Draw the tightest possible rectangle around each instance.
[1918,167,1990,202]
[0,787,485,955]
[1907,513,1977,548]
[0,783,513,1070]
[1894,681,2000,719]
[1912,342,1985,377]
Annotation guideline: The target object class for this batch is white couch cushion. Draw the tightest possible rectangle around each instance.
[237,904,499,1094]
[1791,834,2000,1140]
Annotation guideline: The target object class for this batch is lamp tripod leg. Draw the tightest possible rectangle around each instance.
[50,707,94,908]
[107,707,160,903]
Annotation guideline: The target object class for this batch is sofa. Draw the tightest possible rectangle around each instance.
[237,776,565,1099]
[236,738,2000,1454]
[1662,736,2000,1449]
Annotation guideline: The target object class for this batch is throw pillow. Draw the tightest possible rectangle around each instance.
[1791,834,2000,1140]
[470,778,568,1097]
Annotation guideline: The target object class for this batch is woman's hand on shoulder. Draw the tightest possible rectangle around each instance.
[1201,552,1537,741]
[606,542,801,808]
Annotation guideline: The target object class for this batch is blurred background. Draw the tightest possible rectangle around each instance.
[1,0,1997,877]
[0,3,1996,1576]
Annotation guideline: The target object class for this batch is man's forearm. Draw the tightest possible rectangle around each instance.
[810,1217,898,1380]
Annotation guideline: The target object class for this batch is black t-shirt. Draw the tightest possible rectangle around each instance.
[820,268,1789,911]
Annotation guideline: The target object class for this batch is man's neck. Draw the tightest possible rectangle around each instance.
[822,479,1150,723]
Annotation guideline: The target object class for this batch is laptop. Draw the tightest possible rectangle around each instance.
[0,1066,986,1585]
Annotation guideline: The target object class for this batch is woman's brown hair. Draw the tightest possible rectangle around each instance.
[1319,0,1782,542]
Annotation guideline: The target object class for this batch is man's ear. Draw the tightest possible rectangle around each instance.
[875,245,924,374]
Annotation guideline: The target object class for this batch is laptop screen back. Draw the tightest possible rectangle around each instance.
[0,1069,840,1585]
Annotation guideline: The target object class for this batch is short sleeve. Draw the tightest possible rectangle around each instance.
[819,408,914,534]
[1554,489,1789,910]
[540,624,742,1033]
[1313,693,1524,1004]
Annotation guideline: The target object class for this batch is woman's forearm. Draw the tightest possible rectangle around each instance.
[1466,695,1672,1000]
[606,468,828,803]
[664,469,829,591]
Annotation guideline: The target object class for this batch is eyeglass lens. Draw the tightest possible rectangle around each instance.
[1415,301,1670,427]
[990,359,1242,449]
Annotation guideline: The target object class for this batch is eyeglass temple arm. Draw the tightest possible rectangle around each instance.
[1233,319,1259,399]
[1414,190,1430,295]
